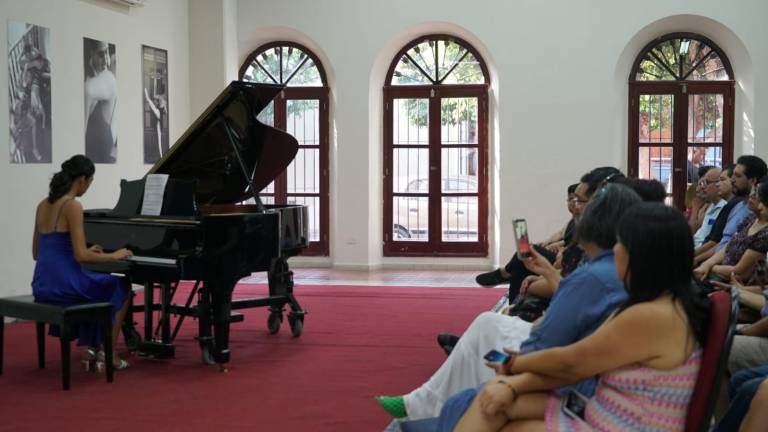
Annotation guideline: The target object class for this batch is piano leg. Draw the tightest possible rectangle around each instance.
[268,257,306,337]
[196,280,233,366]
[143,282,154,342]
[160,282,172,344]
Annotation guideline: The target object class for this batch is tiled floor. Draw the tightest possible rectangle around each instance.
[241,268,489,288]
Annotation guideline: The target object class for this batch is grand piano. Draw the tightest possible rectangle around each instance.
[83,81,309,366]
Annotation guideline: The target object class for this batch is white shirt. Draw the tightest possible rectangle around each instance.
[693,199,727,247]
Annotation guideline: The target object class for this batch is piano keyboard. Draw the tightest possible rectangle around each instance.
[126,255,178,266]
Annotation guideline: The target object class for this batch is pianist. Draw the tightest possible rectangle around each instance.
[32,155,133,369]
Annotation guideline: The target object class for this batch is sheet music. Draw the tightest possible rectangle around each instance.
[140,174,169,216]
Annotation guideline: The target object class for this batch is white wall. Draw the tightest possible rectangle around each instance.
[0,0,190,298]
[233,0,768,270]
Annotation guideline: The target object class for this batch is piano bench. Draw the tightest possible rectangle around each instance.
[0,295,115,390]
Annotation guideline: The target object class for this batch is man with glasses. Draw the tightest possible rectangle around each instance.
[693,167,728,247]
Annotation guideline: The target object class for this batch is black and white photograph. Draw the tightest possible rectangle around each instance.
[142,44,169,163]
[83,37,117,163]
[8,21,51,164]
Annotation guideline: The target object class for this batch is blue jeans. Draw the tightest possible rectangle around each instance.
[714,365,768,431]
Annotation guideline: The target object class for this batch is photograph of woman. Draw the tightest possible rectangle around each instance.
[7,22,51,164]
[142,45,169,164]
[83,37,118,164]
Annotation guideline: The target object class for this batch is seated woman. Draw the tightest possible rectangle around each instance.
[444,203,708,431]
[738,377,768,432]
[694,181,768,284]
[32,155,133,369]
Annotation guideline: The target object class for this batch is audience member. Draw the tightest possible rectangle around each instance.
[692,167,728,247]
[715,365,768,431]
[695,164,737,263]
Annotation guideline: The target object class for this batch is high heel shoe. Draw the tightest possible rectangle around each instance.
[95,350,130,372]
[82,348,99,372]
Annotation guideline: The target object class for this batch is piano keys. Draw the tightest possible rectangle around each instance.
[83,81,309,365]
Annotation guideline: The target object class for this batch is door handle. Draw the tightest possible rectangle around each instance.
[674,168,683,173]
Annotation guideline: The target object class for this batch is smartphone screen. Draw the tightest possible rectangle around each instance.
[483,349,511,364]
[561,390,588,420]
[513,219,532,258]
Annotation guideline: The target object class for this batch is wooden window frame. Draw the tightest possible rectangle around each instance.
[628,33,735,209]
[240,42,330,256]
[383,35,490,257]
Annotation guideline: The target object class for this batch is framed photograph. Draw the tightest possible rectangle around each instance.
[84,37,117,163]
[8,21,51,164]
[142,45,168,164]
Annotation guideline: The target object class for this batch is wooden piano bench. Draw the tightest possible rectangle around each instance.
[0,295,114,390]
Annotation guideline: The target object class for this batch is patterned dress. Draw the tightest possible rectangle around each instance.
[546,349,702,431]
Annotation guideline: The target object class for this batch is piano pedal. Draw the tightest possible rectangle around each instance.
[229,312,244,323]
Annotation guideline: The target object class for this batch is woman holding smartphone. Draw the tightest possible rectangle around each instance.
[450,203,708,431]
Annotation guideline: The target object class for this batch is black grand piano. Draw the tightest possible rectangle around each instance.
[83,81,309,366]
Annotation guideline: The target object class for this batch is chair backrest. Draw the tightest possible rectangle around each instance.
[685,290,740,432]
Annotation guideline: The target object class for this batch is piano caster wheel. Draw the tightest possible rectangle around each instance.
[288,316,303,338]
[267,313,282,334]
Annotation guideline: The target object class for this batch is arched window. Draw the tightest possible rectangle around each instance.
[240,42,329,256]
[383,35,489,256]
[628,33,734,208]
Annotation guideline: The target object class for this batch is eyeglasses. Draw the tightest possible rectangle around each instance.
[569,197,589,206]
[698,178,718,187]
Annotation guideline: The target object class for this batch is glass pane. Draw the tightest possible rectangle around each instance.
[257,48,281,83]
[637,57,676,81]
[393,148,429,193]
[440,51,484,84]
[408,40,437,81]
[442,196,478,242]
[242,64,276,84]
[687,146,722,184]
[688,94,724,143]
[281,47,306,82]
[287,58,322,86]
[392,55,432,85]
[441,98,478,145]
[257,101,274,126]
[437,39,467,81]
[287,148,319,194]
[288,195,320,242]
[638,147,673,195]
[690,53,728,80]
[261,181,274,194]
[392,196,428,241]
[287,100,319,146]
[638,94,674,143]
[441,148,478,193]
[393,98,429,145]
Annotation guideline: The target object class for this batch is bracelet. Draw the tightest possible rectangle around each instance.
[496,380,518,401]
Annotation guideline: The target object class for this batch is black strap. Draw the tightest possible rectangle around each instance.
[51,198,72,232]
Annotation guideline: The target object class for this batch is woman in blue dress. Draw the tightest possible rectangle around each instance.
[31,155,133,369]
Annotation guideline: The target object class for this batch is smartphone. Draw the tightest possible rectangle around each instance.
[561,390,588,420]
[483,349,511,364]
[512,219,533,259]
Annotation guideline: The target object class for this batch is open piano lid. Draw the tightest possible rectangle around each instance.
[148,81,298,205]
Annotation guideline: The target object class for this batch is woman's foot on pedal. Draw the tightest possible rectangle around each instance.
[375,395,407,418]
[96,350,130,371]
[475,269,510,287]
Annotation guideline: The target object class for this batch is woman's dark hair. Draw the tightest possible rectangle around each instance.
[722,163,736,177]
[626,178,667,203]
[580,166,625,197]
[575,183,642,249]
[48,155,95,203]
[758,180,768,207]
[615,203,709,345]
[567,183,579,195]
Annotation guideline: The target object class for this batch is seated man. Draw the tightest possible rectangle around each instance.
[715,365,768,431]
[375,181,642,420]
[692,166,728,247]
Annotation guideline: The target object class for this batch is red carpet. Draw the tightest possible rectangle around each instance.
[0,284,501,431]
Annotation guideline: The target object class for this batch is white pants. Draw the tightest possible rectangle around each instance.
[403,311,533,419]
